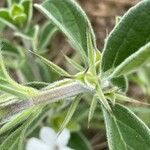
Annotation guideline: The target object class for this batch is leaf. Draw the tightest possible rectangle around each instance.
[21,0,33,27]
[0,106,48,149]
[138,64,150,87]
[24,81,48,89]
[0,109,32,134]
[0,93,18,107]
[0,127,23,150]
[87,30,95,67]
[34,0,96,63]
[7,0,20,7]
[38,21,58,50]
[0,48,38,98]
[111,76,128,92]
[88,95,97,126]
[0,8,17,30]
[29,50,70,76]
[96,84,111,112]
[102,103,150,150]
[31,25,39,51]
[59,95,81,133]
[102,0,150,73]
[0,22,5,32]
[111,42,150,77]
[69,132,92,150]
[64,54,84,72]
[10,3,27,24]
[15,25,36,40]
[37,60,59,82]
[19,60,36,82]
[1,39,25,69]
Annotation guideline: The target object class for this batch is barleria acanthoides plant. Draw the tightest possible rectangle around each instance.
[0,0,150,149]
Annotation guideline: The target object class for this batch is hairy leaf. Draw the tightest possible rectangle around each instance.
[34,0,96,63]
[88,95,97,126]
[1,40,25,69]
[29,50,70,76]
[38,21,58,50]
[102,0,150,73]
[112,42,150,77]
[103,103,150,150]
[64,54,84,72]
[59,95,81,133]
[0,47,38,98]
[0,106,48,149]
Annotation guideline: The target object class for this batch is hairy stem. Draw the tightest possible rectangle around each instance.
[1,80,94,122]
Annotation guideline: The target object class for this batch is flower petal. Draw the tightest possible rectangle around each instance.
[57,129,70,146]
[26,138,50,150]
[40,126,56,146]
[61,146,74,150]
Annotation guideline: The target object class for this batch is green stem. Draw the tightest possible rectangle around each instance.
[1,79,94,122]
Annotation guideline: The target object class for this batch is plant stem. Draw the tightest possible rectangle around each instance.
[1,80,94,122]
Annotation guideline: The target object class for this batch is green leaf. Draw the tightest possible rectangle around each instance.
[0,22,5,32]
[0,47,38,98]
[111,42,150,77]
[102,0,150,73]
[87,30,95,67]
[69,132,92,150]
[64,54,84,72]
[34,0,96,63]
[59,95,81,133]
[88,95,97,126]
[138,64,150,87]
[0,93,18,107]
[37,60,59,82]
[38,21,58,50]
[7,0,20,7]
[24,81,48,89]
[29,50,70,76]
[21,0,33,27]
[10,3,27,24]
[0,127,22,150]
[103,103,150,150]
[0,8,17,30]
[111,76,128,92]
[0,106,47,149]
[1,40,25,69]
[19,60,36,82]
[0,108,32,132]
[96,84,111,112]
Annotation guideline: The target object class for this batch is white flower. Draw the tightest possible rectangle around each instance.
[26,127,72,150]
